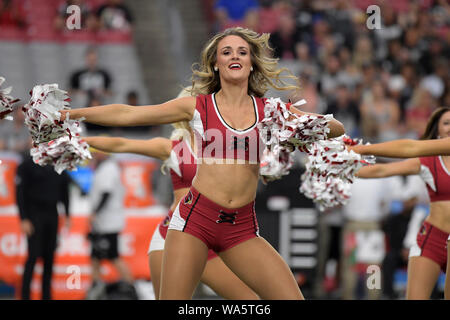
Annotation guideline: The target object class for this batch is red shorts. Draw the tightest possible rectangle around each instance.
[168,186,259,253]
[409,221,449,272]
[150,210,218,260]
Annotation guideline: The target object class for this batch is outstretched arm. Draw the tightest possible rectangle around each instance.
[83,136,172,160]
[290,106,345,138]
[62,96,196,127]
[356,158,421,178]
[349,137,450,158]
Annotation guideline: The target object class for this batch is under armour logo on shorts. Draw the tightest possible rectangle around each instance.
[162,215,170,227]
[420,225,427,236]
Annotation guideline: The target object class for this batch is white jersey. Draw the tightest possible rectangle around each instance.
[89,158,125,233]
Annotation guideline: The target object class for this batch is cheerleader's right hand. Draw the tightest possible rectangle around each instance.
[346,144,363,154]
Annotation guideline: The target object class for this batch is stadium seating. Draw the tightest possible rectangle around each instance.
[0,0,150,106]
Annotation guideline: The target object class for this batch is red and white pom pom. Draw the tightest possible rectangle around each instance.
[300,173,352,212]
[299,135,376,210]
[258,97,333,153]
[257,97,333,182]
[23,83,76,144]
[31,136,92,174]
[0,77,20,120]
[259,144,294,184]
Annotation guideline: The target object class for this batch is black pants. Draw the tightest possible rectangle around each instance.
[381,251,405,297]
[21,214,58,300]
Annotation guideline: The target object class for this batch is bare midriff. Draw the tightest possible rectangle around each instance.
[192,160,260,209]
[425,201,450,233]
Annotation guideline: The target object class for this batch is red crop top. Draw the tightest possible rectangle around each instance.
[190,93,266,164]
[167,139,197,190]
[419,156,450,202]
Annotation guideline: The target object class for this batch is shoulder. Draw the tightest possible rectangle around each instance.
[419,155,435,162]
[173,95,197,106]
[253,96,267,112]
[419,156,436,166]
[254,96,266,104]
[176,96,198,115]
[157,96,197,120]
[171,138,182,148]
[400,158,423,174]
[192,94,212,112]
[195,94,210,103]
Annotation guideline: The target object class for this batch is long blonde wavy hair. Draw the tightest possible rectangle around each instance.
[169,86,192,141]
[189,27,299,97]
[160,87,193,174]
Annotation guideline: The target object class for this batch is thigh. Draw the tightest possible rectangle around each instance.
[148,250,163,300]
[201,256,259,300]
[159,229,209,300]
[218,237,304,300]
[406,256,441,300]
[147,227,166,299]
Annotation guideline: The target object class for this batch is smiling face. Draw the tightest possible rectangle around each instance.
[437,111,450,139]
[215,35,252,83]
[193,27,293,97]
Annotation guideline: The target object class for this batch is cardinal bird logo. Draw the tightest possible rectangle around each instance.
[420,225,427,236]
[184,191,193,205]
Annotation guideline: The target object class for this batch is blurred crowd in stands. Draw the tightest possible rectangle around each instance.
[0,0,133,32]
[54,0,133,33]
[209,0,450,144]
[0,0,152,152]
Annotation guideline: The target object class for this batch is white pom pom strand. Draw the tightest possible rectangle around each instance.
[257,97,334,183]
[258,97,333,152]
[25,83,91,174]
[299,135,376,211]
[23,83,74,144]
[0,76,20,121]
[31,136,92,174]
[259,144,294,184]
